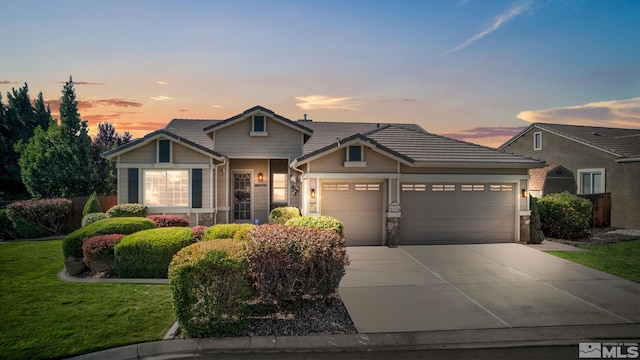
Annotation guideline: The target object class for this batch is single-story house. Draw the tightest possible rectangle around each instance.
[104,106,545,246]
[499,123,640,229]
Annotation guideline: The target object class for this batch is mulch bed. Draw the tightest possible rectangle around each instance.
[545,227,640,246]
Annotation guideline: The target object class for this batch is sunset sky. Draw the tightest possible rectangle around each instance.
[1,0,638,147]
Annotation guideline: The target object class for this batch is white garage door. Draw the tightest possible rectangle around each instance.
[400,183,516,244]
[321,182,383,246]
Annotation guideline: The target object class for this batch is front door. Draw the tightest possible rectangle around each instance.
[233,172,252,222]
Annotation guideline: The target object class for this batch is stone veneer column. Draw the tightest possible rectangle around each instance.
[519,215,531,243]
[386,202,401,248]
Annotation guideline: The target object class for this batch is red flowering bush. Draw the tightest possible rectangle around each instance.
[147,215,190,227]
[82,234,125,273]
[6,198,72,238]
[245,224,349,308]
[191,225,207,241]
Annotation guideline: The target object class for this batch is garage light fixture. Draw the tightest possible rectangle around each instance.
[521,188,527,198]
[258,172,264,182]
[310,188,316,199]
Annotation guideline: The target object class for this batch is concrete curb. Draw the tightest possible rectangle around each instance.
[67,323,640,359]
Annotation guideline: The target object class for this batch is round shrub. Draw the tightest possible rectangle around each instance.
[62,217,156,259]
[114,227,195,278]
[191,225,207,241]
[106,203,148,218]
[82,212,109,227]
[169,240,251,337]
[82,192,103,217]
[204,224,255,241]
[147,215,190,228]
[269,206,301,224]
[286,215,344,237]
[245,224,349,308]
[537,191,592,240]
[82,234,124,273]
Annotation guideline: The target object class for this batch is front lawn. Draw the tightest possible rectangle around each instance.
[0,240,175,360]
[546,239,640,282]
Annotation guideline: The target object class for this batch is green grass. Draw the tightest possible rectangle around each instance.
[546,239,640,283]
[0,240,175,360]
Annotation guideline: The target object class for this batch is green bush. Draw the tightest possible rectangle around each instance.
[81,212,109,227]
[62,217,156,259]
[538,192,592,240]
[286,215,344,237]
[6,198,72,238]
[269,206,301,224]
[245,224,349,309]
[114,227,195,278]
[82,192,103,217]
[0,209,18,240]
[82,234,124,273]
[169,240,251,337]
[529,196,545,244]
[204,224,255,241]
[106,203,148,218]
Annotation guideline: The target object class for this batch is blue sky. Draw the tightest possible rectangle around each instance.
[1,0,638,147]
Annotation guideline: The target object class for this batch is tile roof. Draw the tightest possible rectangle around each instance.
[164,119,219,149]
[103,128,224,159]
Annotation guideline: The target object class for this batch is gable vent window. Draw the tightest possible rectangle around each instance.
[344,145,366,167]
[158,140,171,163]
[534,131,542,151]
[250,115,268,136]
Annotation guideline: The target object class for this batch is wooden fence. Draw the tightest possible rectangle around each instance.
[66,195,118,232]
[578,192,611,228]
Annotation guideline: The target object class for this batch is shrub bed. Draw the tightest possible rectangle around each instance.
[245,224,349,308]
[269,206,301,224]
[147,215,190,228]
[82,212,109,227]
[82,234,125,273]
[62,217,156,259]
[538,191,592,240]
[114,227,195,278]
[168,240,251,337]
[106,203,148,218]
[6,198,72,238]
[285,215,344,237]
[204,224,255,241]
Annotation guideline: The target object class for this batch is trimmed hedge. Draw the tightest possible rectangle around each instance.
[245,224,349,308]
[147,215,190,228]
[82,192,103,217]
[538,191,592,240]
[169,240,251,337]
[285,215,344,237]
[204,224,255,241]
[269,206,301,224]
[0,209,18,240]
[6,198,72,238]
[107,203,148,218]
[81,212,109,227]
[62,217,156,259]
[529,196,545,244]
[82,234,125,273]
[114,227,195,278]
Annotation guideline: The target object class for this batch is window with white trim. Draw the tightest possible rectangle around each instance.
[144,170,189,206]
[347,145,363,162]
[250,115,268,136]
[534,131,542,151]
[578,169,605,194]
[490,184,513,192]
[402,184,427,192]
[272,173,287,203]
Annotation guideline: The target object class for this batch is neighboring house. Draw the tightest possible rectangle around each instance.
[499,123,640,229]
[104,106,544,246]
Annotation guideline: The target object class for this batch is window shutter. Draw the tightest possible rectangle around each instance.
[192,169,202,208]
[158,140,170,163]
[128,168,139,203]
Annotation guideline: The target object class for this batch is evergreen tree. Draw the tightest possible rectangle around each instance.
[17,77,99,198]
[92,122,131,195]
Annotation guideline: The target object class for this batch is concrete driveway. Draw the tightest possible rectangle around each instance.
[338,243,640,333]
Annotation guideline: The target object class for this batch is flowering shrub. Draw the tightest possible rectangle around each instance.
[538,191,592,240]
[114,227,195,278]
[169,240,250,337]
[204,224,255,241]
[82,234,125,273]
[285,215,344,237]
[81,212,109,227]
[146,215,190,227]
[62,217,156,258]
[106,203,148,218]
[0,209,18,240]
[269,206,301,224]
[191,225,207,241]
[245,225,349,308]
[82,192,103,217]
[6,198,72,238]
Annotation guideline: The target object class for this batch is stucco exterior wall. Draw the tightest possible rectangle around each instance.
[502,128,640,229]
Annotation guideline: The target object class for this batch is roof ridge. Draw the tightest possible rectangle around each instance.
[534,122,640,132]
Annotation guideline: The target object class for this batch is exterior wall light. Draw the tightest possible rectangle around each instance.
[310,188,316,199]
[521,188,527,198]
[258,172,264,182]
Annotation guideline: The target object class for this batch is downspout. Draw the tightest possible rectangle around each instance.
[213,157,227,225]
[290,158,306,215]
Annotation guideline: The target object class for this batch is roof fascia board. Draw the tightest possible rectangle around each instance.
[104,131,224,161]
[204,107,312,136]
[297,136,413,166]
